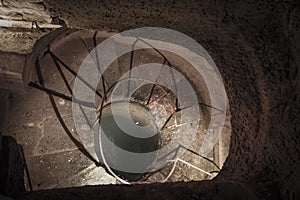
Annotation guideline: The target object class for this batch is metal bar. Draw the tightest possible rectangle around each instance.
[161,159,178,183]
[165,118,203,130]
[20,146,33,192]
[177,158,213,176]
[50,46,73,94]
[34,55,100,166]
[137,38,181,110]
[146,84,156,105]
[93,31,107,99]
[28,82,95,108]
[138,38,170,63]
[168,61,180,111]
[48,46,93,129]
[160,112,175,131]
[127,38,139,97]
[46,50,103,99]
[93,86,130,184]
[179,145,220,170]
[78,36,91,53]
[146,59,167,105]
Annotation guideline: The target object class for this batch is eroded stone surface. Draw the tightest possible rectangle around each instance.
[1,0,299,199]
[40,1,299,199]
[0,0,62,93]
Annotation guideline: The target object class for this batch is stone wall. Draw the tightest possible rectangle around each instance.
[0,0,61,93]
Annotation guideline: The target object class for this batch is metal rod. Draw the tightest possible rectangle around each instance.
[46,49,103,99]
[93,31,107,98]
[146,60,167,105]
[49,46,93,129]
[28,82,95,108]
[168,61,180,111]
[20,146,33,192]
[177,158,213,176]
[161,159,178,183]
[127,38,139,97]
[34,55,101,167]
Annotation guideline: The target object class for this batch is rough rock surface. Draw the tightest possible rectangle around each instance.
[41,1,300,199]
[0,0,62,93]
[1,0,299,199]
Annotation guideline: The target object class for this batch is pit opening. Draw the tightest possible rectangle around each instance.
[3,29,231,190]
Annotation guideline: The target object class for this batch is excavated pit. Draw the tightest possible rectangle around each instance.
[1,29,231,191]
[0,1,299,199]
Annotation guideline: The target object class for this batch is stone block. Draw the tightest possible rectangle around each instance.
[0,28,49,54]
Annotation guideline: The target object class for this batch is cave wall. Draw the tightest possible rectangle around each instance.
[0,0,299,199]
[0,0,62,93]
[40,1,300,198]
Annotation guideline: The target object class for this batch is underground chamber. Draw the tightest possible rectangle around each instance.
[0,1,298,199]
[4,29,232,190]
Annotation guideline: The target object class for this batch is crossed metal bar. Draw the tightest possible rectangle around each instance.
[29,31,222,185]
